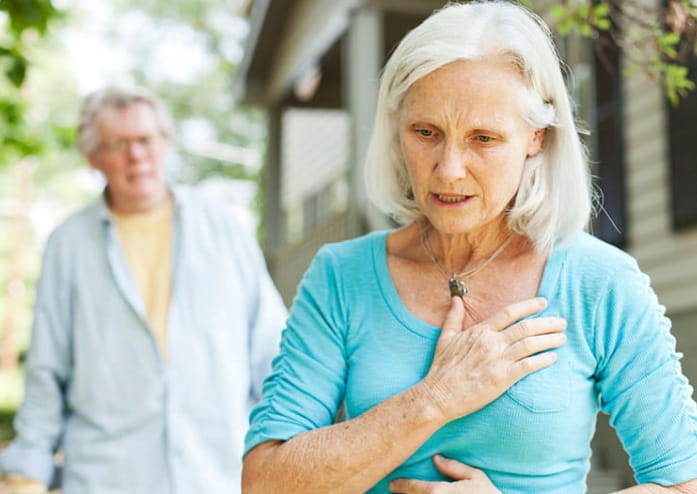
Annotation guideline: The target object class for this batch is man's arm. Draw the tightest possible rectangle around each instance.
[0,232,72,487]
[234,222,287,405]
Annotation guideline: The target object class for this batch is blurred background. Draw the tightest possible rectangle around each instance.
[1,0,696,491]
[0,0,263,437]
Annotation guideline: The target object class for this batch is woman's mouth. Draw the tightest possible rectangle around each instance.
[433,193,472,204]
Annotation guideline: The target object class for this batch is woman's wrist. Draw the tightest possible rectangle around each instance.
[405,379,454,428]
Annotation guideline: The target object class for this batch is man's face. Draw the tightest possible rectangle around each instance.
[88,102,169,214]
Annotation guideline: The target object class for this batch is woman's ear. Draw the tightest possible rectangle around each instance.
[527,127,546,157]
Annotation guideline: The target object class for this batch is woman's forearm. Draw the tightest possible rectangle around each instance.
[242,383,447,494]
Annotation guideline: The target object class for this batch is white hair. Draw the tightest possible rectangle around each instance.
[77,85,175,157]
[364,0,591,252]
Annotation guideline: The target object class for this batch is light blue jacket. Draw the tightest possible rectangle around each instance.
[1,185,287,493]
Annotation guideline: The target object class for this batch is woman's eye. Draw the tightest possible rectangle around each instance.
[415,128,434,137]
[476,135,495,143]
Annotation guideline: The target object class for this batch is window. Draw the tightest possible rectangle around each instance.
[667,53,697,230]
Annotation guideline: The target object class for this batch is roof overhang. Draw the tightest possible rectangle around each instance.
[233,0,359,106]
[233,0,444,107]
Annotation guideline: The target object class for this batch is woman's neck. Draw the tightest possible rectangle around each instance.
[419,219,517,275]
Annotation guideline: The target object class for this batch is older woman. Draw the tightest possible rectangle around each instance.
[243,2,697,493]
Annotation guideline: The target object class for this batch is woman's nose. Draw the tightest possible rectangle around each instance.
[434,142,468,182]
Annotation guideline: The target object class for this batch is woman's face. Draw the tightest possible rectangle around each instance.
[399,58,543,237]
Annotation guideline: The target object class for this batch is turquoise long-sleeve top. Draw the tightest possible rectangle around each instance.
[1,185,287,494]
[246,230,697,493]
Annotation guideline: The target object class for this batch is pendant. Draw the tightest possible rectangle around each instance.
[448,278,468,297]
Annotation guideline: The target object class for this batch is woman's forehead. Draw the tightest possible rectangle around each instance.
[400,60,530,127]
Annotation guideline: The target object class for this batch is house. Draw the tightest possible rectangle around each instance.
[233,0,697,489]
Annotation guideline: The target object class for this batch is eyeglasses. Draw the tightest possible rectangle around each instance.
[99,134,162,154]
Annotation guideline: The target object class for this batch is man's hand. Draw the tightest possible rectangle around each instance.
[389,455,502,493]
[0,474,48,494]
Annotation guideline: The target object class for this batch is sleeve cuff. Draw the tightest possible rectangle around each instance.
[0,442,55,486]
[635,450,697,486]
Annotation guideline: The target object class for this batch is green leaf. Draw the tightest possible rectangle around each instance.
[664,63,695,106]
[660,32,681,47]
[577,3,591,18]
[6,56,26,86]
[579,24,594,37]
[596,18,611,30]
[593,4,611,17]
[660,32,681,59]
[558,19,571,36]
[593,3,611,30]
[549,5,566,20]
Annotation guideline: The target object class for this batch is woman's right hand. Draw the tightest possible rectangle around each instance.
[390,455,501,494]
[418,296,566,423]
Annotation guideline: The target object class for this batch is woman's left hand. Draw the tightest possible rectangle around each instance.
[389,455,501,493]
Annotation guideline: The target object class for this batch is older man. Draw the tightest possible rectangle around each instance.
[0,86,287,493]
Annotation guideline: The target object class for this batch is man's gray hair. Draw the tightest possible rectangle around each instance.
[77,85,175,157]
[364,0,592,252]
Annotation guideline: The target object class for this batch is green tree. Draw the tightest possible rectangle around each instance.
[543,0,697,105]
[0,0,65,165]
[0,1,87,386]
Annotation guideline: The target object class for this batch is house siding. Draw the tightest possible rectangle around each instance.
[624,64,697,318]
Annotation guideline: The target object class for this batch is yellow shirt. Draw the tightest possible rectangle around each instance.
[112,197,173,357]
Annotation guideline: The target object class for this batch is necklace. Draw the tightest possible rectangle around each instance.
[420,227,514,297]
